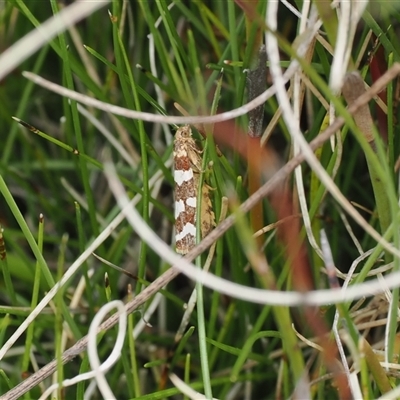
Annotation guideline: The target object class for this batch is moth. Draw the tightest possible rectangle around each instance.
[174,125,215,254]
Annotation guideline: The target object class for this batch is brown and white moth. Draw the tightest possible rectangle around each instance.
[174,125,215,254]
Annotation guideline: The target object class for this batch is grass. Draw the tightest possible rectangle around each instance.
[1,1,400,399]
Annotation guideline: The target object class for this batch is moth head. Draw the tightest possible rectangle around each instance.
[176,125,192,140]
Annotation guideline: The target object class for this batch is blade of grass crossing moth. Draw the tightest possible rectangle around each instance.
[195,136,213,399]
[172,123,217,397]
[176,203,220,347]
[174,126,215,254]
